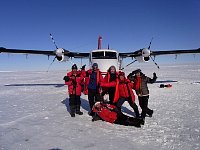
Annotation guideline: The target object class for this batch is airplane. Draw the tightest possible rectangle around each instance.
[0,35,200,74]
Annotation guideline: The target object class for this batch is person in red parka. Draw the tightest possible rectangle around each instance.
[63,64,84,117]
[84,63,103,116]
[101,66,118,104]
[101,72,140,118]
[115,72,140,118]
[92,102,141,127]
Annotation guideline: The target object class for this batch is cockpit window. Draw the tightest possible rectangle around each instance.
[92,51,117,59]
[105,51,117,59]
[92,51,104,59]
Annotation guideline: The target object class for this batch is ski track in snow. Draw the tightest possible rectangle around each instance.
[0,63,200,150]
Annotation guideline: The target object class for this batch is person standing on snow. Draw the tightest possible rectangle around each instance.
[127,69,157,124]
[63,64,84,117]
[101,65,118,104]
[84,63,103,116]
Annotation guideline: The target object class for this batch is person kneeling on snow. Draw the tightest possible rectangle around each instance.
[63,64,84,117]
[92,102,141,127]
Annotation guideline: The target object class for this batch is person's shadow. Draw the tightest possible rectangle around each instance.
[61,97,136,117]
[61,97,91,114]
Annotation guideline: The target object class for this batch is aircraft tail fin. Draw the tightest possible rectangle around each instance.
[98,36,102,49]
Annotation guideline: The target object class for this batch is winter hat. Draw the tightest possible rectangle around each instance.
[118,71,125,77]
[92,63,98,68]
[71,64,78,70]
[132,69,141,74]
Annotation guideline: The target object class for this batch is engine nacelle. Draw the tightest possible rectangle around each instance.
[142,48,151,57]
[56,55,69,62]
[55,48,69,62]
[135,56,150,62]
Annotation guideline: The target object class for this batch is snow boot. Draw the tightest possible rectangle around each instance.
[126,117,141,128]
[92,113,101,122]
[88,111,95,116]
[70,106,76,117]
[134,109,140,118]
[76,105,83,115]
[146,109,153,117]
[138,117,145,125]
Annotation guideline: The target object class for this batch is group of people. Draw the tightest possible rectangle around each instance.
[63,63,157,127]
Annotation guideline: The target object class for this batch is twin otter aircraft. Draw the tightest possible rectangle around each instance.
[0,35,200,73]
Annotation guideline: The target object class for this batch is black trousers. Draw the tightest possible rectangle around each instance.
[88,89,101,111]
[114,109,141,127]
[69,95,81,114]
[69,95,81,106]
[108,88,115,104]
[138,95,153,118]
[116,97,140,118]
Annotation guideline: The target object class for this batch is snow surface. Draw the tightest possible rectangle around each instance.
[0,63,200,150]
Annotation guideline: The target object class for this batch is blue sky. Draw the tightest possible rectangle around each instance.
[0,0,200,71]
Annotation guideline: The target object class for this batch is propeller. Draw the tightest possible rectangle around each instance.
[150,55,160,69]
[121,60,137,70]
[148,37,160,69]
[148,37,154,49]
[50,33,58,49]
[46,33,59,72]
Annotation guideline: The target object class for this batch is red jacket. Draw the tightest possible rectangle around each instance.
[102,72,118,90]
[101,78,136,103]
[83,69,103,95]
[92,102,118,123]
[100,72,119,102]
[118,79,136,103]
[65,71,84,96]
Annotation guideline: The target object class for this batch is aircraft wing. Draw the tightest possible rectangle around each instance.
[119,48,200,58]
[0,47,90,58]
[150,48,200,56]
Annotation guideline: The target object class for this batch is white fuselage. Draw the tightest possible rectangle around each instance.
[89,49,119,74]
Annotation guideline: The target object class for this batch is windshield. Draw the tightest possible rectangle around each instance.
[92,51,104,59]
[105,51,117,59]
[92,51,117,59]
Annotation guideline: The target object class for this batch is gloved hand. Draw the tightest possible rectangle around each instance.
[153,72,157,78]
[81,64,86,70]
[131,71,136,75]
[127,73,134,81]
[63,76,70,82]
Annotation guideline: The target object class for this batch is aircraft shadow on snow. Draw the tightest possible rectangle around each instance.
[4,83,65,88]
[155,80,178,83]
[194,82,200,84]
[61,98,137,117]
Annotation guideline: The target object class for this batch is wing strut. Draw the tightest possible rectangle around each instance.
[121,60,137,70]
